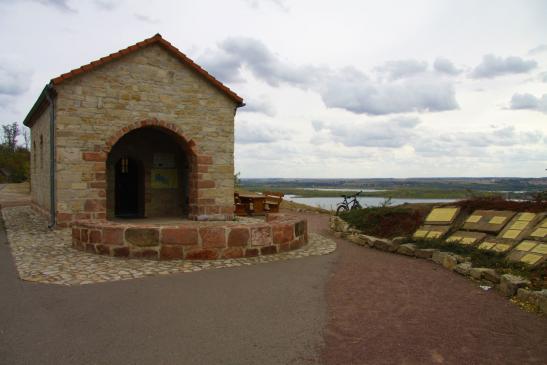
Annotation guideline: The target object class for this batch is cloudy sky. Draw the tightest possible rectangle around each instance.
[1,0,546,178]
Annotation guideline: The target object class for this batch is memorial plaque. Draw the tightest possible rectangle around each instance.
[497,212,544,242]
[151,169,178,189]
[507,239,547,267]
[477,237,517,253]
[462,210,515,234]
[412,225,451,240]
[446,231,486,246]
[528,217,547,242]
[424,207,460,225]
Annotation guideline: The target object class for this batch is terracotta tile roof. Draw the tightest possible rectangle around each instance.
[51,33,243,105]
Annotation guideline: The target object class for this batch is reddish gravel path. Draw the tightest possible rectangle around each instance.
[299,212,547,365]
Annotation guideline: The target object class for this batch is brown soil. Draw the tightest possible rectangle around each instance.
[299,213,547,365]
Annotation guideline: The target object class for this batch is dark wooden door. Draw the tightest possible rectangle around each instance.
[115,157,141,218]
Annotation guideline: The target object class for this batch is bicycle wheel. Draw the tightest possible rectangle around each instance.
[336,205,349,215]
[351,201,362,210]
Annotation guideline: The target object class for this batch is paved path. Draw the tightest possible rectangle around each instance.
[300,213,547,365]
[1,210,546,365]
[0,212,334,365]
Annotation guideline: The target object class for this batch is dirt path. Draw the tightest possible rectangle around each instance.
[298,212,547,365]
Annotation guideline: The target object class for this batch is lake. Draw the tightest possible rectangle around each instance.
[284,195,456,210]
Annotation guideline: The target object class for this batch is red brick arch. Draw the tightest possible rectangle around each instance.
[75,118,216,223]
[103,118,200,156]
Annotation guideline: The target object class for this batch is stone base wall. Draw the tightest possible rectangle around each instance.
[71,213,307,260]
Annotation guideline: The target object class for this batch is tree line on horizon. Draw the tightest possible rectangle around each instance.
[0,122,30,183]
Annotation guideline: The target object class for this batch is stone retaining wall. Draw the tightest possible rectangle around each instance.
[71,213,307,260]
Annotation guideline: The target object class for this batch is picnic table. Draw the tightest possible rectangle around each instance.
[234,192,284,216]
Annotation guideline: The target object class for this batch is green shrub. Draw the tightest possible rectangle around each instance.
[339,205,425,239]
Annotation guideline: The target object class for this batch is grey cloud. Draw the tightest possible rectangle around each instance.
[0,62,32,102]
[31,0,75,12]
[414,126,546,156]
[240,96,276,117]
[312,116,421,148]
[94,0,118,10]
[219,37,319,87]
[528,44,547,55]
[540,72,547,83]
[134,13,160,24]
[235,120,290,144]
[202,37,458,115]
[509,93,547,114]
[376,59,428,80]
[244,0,289,12]
[471,54,537,78]
[433,57,462,75]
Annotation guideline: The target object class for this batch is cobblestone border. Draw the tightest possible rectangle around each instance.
[1,206,336,286]
[330,216,547,314]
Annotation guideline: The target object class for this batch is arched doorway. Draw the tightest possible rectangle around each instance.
[106,127,192,219]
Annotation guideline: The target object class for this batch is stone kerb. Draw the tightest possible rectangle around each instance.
[71,213,308,260]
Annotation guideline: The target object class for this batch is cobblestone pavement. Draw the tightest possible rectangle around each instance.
[2,206,336,286]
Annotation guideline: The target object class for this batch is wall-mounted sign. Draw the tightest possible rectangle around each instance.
[151,169,178,189]
[153,153,175,168]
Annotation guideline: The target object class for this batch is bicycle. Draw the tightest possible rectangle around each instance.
[336,191,363,215]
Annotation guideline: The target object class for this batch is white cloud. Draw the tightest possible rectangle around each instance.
[311,116,421,148]
[319,67,458,115]
[0,59,32,108]
[201,38,458,115]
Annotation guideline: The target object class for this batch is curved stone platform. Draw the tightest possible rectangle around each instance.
[71,213,308,260]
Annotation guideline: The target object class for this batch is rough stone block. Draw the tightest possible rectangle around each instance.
[199,227,226,249]
[432,251,448,264]
[374,239,398,252]
[160,245,184,260]
[89,229,102,243]
[161,227,198,246]
[185,248,218,260]
[228,227,250,246]
[499,274,530,297]
[454,262,472,276]
[245,248,259,257]
[272,224,294,244]
[469,268,489,280]
[102,227,124,245]
[415,248,438,259]
[260,245,278,255]
[125,228,159,247]
[441,254,458,270]
[250,226,272,246]
[96,244,111,255]
[482,269,501,284]
[397,243,416,256]
[221,247,244,259]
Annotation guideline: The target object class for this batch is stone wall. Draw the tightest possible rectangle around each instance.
[50,44,237,226]
[71,213,308,260]
[30,103,52,214]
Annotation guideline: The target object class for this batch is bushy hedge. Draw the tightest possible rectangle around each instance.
[339,205,425,239]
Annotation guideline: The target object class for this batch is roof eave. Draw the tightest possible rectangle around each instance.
[22,84,55,128]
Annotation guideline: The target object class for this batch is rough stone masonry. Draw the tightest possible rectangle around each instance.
[23,34,244,227]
